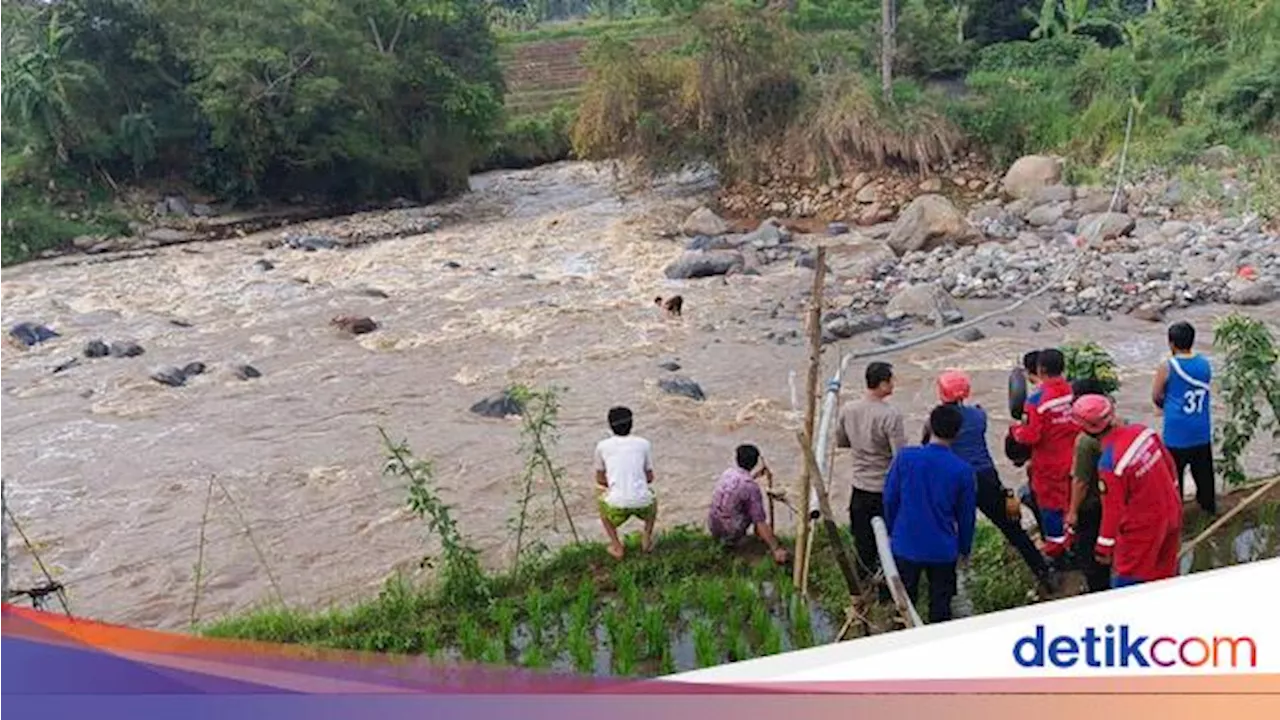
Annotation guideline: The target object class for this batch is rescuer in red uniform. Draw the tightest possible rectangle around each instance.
[1071,395,1184,587]
[1009,348,1079,561]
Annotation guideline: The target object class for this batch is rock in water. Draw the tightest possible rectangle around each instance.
[886,284,964,326]
[663,251,744,279]
[956,327,986,343]
[823,312,890,342]
[109,341,146,358]
[659,359,682,372]
[234,364,263,380]
[84,340,111,358]
[1001,155,1064,200]
[253,259,275,272]
[470,389,525,418]
[826,241,897,280]
[1131,304,1165,322]
[181,362,207,377]
[886,195,974,255]
[685,235,735,252]
[659,376,706,402]
[8,322,59,347]
[680,207,729,237]
[151,367,187,387]
[52,358,81,374]
[286,234,340,251]
[331,315,378,335]
[1227,277,1276,306]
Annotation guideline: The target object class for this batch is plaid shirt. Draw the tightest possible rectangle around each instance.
[708,466,766,541]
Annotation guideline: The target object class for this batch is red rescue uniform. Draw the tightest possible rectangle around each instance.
[1095,424,1183,583]
[1010,376,1078,556]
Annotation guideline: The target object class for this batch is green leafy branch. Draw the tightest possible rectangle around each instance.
[1213,314,1280,486]
[509,384,580,570]
[378,426,490,608]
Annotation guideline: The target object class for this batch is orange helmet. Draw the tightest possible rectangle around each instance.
[936,370,972,403]
[1072,395,1115,434]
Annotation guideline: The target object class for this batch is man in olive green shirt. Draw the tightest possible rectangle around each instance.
[1066,379,1112,593]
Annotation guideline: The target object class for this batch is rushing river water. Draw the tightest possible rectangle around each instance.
[1,161,1275,630]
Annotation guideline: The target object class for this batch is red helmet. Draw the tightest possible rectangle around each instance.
[1072,395,1114,434]
[936,370,972,403]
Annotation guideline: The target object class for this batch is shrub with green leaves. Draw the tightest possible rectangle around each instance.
[1063,341,1121,395]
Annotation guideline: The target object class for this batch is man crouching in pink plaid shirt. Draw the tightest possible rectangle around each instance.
[708,444,790,564]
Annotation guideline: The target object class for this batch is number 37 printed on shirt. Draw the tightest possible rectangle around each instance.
[1183,388,1208,414]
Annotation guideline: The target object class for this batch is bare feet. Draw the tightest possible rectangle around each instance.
[606,543,625,560]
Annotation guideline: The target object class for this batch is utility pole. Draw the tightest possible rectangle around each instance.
[2,478,10,603]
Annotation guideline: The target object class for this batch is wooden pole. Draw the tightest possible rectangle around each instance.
[794,246,826,590]
[2,478,9,603]
[796,430,862,597]
[765,463,776,533]
[1180,476,1280,561]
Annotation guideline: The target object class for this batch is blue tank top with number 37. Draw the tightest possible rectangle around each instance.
[1163,354,1212,449]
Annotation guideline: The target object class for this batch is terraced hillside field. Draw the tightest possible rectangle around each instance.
[499,30,685,116]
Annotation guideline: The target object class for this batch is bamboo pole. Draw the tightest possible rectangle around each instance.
[1180,475,1280,561]
[794,246,826,590]
[796,430,862,597]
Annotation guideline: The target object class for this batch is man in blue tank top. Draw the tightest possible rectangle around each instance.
[1152,321,1216,514]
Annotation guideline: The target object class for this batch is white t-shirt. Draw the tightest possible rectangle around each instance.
[594,435,655,509]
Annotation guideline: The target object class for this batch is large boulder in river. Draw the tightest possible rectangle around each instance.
[680,206,729,237]
[8,322,59,348]
[886,284,964,326]
[1227,277,1276,306]
[1001,155,1063,200]
[470,389,525,418]
[826,240,897,280]
[886,195,974,255]
[664,251,744,279]
[659,375,706,402]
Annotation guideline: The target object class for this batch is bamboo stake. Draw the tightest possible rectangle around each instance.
[1179,475,1280,561]
[765,462,776,533]
[189,475,217,629]
[794,246,826,590]
[796,430,862,598]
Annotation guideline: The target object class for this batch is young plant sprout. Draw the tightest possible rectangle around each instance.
[642,605,668,659]
[567,617,595,675]
[458,616,486,661]
[492,601,516,653]
[692,619,719,668]
[791,597,813,649]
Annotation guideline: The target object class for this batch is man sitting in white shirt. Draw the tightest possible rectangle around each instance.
[594,406,657,560]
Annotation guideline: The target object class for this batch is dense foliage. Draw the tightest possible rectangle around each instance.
[1,0,504,203]
[569,1,1279,185]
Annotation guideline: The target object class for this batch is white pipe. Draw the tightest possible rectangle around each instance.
[872,516,923,627]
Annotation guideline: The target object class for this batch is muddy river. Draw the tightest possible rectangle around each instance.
[2,162,1274,630]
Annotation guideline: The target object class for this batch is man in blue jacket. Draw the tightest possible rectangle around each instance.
[885,404,977,623]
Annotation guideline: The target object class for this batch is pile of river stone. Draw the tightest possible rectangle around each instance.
[668,153,1279,335]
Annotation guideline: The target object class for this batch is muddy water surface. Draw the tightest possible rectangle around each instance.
[2,162,1275,630]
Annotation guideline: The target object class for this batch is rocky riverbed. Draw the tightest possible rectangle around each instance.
[2,159,1276,631]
